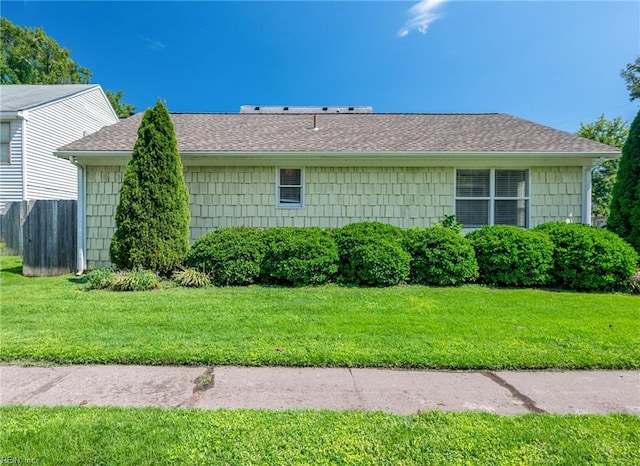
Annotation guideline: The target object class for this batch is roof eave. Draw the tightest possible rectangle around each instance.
[56,149,620,168]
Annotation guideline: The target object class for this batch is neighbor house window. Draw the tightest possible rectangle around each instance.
[455,169,529,228]
[276,168,304,208]
[0,122,10,164]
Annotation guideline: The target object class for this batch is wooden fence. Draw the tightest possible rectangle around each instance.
[0,200,77,276]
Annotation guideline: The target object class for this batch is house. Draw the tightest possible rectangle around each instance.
[0,84,119,208]
[55,106,619,271]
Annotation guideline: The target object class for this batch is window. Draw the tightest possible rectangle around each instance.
[276,168,304,208]
[0,122,10,164]
[455,169,529,228]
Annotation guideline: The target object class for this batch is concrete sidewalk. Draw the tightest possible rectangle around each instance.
[1,366,638,415]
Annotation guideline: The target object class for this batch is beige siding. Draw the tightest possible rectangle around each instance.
[26,87,118,200]
[85,164,584,269]
[0,120,24,207]
[530,166,582,225]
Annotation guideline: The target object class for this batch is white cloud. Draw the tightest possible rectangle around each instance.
[398,0,449,38]
[141,36,165,51]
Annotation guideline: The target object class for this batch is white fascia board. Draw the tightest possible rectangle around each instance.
[55,150,132,166]
[0,111,28,120]
[55,150,620,167]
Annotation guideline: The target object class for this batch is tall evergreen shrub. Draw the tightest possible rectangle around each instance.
[110,100,190,274]
[609,109,640,254]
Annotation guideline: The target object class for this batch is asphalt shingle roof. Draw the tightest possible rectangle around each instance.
[59,112,619,154]
[0,84,99,112]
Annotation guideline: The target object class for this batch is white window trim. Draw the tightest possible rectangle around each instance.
[0,121,11,164]
[275,167,305,209]
[454,168,531,229]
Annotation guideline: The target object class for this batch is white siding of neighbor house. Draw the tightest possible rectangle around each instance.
[25,88,118,200]
[83,164,583,269]
[0,120,24,207]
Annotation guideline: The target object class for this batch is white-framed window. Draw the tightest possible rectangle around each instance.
[455,169,530,228]
[276,168,304,208]
[0,122,10,164]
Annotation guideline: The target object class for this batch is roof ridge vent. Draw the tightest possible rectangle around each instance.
[240,106,373,114]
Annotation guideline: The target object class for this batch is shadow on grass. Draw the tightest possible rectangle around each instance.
[67,276,87,285]
[1,265,23,276]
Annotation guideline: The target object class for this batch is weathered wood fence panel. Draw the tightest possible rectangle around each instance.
[0,201,29,255]
[1,200,77,276]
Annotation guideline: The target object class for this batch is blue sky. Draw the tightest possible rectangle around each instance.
[2,1,639,132]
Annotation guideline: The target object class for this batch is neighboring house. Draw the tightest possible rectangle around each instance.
[0,84,119,208]
[55,106,619,271]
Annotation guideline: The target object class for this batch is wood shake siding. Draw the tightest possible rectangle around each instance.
[531,166,582,224]
[26,88,118,200]
[0,120,24,205]
[84,165,583,269]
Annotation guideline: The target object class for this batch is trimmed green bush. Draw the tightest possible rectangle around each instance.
[186,227,265,286]
[535,222,639,291]
[333,222,406,285]
[403,227,479,286]
[346,240,410,287]
[110,100,190,275]
[467,225,554,287]
[261,227,339,286]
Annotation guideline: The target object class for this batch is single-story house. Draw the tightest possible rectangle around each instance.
[0,85,119,209]
[55,106,619,271]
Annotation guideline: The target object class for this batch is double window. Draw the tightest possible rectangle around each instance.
[455,169,529,228]
[276,168,304,208]
[0,122,10,164]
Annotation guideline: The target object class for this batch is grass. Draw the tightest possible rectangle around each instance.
[1,407,639,465]
[1,255,639,369]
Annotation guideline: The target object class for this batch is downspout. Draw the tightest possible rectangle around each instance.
[70,156,87,274]
[582,158,602,226]
[19,111,28,201]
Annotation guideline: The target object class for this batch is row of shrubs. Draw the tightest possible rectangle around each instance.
[85,221,639,292]
[186,221,638,291]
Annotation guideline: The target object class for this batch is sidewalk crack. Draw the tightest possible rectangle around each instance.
[176,367,214,409]
[18,370,73,404]
[482,371,547,414]
[348,368,366,410]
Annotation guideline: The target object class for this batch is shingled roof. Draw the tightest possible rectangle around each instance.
[59,112,618,154]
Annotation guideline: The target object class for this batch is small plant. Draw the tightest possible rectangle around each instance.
[172,267,211,288]
[84,268,115,290]
[629,271,640,294]
[110,269,161,292]
[434,215,463,234]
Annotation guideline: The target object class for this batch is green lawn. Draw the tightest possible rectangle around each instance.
[1,406,639,465]
[1,255,639,369]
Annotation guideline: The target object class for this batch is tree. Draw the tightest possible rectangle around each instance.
[608,108,640,254]
[621,56,640,102]
[0,17,91,84]
[106,90,136,118]
[576,115,629,219]
[110,100,190,274]
[0,17,135,116]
